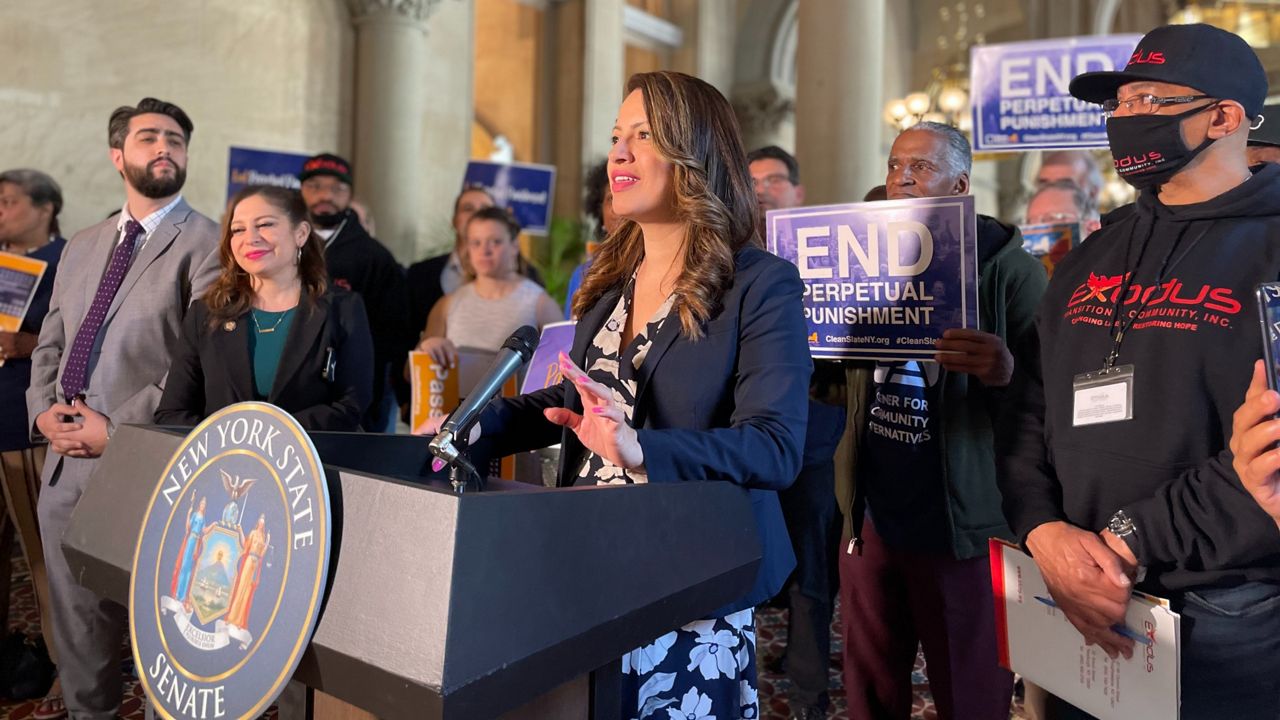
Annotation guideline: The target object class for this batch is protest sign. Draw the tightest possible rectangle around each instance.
[226,147,309,202]
[463,161,557,235]
[521,321,576,394]
[768,196,978,362]
[971,35,1141,151]
[1020,222,1081,277]
[409,352,460,435]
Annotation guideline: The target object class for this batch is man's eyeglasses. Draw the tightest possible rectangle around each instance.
[1100,94,1216,118]
[753,174,794,190]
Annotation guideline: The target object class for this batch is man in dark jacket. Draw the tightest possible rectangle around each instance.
[299,153,412,431]
[999,23,1280,718]
[747,146,845,720]
[838,122,1046,720]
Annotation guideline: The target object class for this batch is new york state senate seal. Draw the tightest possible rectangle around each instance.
[129,402,331,720]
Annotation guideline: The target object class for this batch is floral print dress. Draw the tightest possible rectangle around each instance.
[576,284,759,720]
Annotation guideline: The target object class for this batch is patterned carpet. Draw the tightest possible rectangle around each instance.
[0,553,151,720]
[752,600,1028,719]
[2,548,1023,719]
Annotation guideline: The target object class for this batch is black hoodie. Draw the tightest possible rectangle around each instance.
[999,162,1280,594]
[323,210,415,428]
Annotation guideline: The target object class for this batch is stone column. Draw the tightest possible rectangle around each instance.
[581,0,625,169]
[418,0,474,259]
[348,0,441,263]
[793,0,885,204]
[695,0,737,95]
[730,0,798,153]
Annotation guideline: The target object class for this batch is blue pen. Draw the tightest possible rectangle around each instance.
[1033,595,1152,646]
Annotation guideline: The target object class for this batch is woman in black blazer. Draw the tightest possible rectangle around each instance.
[156,186,373,431]
[430,72,811,719]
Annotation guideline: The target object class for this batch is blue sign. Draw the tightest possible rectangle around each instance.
[130,403,331,720]
[227,147,310,203]
[1020,221,1081,277]
[768,196,978,361]
[463,160,557,235]
[971,35,1141,152]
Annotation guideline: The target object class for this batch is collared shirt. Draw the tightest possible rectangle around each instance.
[440,251,465,296]
[116,194,184,249]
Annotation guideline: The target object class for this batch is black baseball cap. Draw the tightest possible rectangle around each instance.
[1249,101,1280,148]
[1070,23,1267,119]
[299,153,353,186]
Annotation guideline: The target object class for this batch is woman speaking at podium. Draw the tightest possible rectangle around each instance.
[436,71,812,718]
[155,186,373,431]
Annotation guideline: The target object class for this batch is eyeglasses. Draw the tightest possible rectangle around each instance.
[752,174,794,190]
[1100,94,1215,117]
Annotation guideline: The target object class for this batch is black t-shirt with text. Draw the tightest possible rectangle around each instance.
[860,360,949,552]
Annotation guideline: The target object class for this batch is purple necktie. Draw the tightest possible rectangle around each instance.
[61,220,144,400]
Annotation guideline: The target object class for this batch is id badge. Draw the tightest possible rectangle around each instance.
[1072,364,1134,426]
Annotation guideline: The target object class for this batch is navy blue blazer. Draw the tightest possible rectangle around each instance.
[479,246,813,615]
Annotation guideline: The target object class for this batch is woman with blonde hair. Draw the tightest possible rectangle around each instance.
[413,206,561,367]
[429,71,811,717]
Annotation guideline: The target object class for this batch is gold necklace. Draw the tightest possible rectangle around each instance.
[252,309,291,334]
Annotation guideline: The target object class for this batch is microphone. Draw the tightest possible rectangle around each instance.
[429,325,540,472]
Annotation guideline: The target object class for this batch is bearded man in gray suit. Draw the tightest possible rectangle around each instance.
[26,97,219,719]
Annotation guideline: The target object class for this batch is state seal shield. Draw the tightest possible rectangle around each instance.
[130,403,330,720]
[190,525,239,625]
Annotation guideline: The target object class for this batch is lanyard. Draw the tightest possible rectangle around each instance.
[1104,221,1208,369]
[322,217,348,249]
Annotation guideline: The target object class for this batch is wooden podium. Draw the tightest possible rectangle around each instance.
[63,425,762,719]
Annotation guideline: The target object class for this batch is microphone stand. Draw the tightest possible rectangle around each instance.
[429,429,485,494]
[426,325,541,494]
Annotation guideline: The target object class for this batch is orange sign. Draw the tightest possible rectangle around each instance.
[409,352,459,435]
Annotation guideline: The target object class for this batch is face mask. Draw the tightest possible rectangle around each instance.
[1105,102,1220,191]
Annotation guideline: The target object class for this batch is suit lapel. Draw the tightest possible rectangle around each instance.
[80,223,120,321]
[268,293,327,403]
[554,291,616,488]
[570,290,616,368]
[103,200,190,325]
[212,312,255,401]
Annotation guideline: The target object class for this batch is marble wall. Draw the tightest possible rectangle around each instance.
[0,0,354,238]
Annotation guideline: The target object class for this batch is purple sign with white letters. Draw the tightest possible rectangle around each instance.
[971,35,1141,151]
[767,196,978,361]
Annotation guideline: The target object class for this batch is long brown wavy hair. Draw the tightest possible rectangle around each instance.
[571,71,760,338]
[204,185,327,327]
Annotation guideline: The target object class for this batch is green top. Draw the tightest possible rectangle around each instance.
[247,307,296,399]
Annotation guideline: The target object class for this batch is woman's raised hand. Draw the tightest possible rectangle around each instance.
[543,352,645,471]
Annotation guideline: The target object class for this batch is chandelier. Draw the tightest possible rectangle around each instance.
[882,73,972,132]
[1171,1,1280,47]
[882,2,986,133]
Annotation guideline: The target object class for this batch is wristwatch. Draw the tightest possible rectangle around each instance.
[1107,509,1146,582]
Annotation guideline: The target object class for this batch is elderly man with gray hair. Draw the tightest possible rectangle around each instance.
[835,121,1047,719]
[0,167,66,699]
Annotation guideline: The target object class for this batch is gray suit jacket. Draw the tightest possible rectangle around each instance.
[26,198,220,486]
